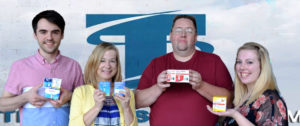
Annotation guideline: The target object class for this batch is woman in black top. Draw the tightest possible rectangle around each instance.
[207,42,288,126]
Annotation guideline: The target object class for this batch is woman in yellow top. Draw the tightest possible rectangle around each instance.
[69,42,138,126]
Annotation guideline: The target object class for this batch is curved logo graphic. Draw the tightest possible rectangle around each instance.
[86,11,214,88]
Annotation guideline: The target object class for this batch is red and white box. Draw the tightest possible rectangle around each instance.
[167,69,189,83]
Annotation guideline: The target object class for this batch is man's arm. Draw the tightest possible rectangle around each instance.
[135,85,164,108]
[0,91,27,112]
[195,81,233,104]
[135,70,170,108]
[0,84,47,112]
[189,70,233,107]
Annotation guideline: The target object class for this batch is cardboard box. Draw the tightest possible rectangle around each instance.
[99,81,111,96]
[114,81,125,96]
[43,78,62,100]
[167,69,189,83]
[212,96,227,112]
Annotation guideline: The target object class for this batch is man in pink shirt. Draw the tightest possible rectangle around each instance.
[0,10,84,126]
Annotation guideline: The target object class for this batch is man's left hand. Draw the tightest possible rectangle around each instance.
[189,70,203,90]
[49,87,72,108]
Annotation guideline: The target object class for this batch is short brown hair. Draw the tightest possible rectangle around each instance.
[32,10,65,34]
[171,15,197,33]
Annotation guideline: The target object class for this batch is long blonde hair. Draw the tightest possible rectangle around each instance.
[84,42,122,88]
[233,42,279,106]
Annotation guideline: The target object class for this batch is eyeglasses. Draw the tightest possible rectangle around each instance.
[172,27,195,35]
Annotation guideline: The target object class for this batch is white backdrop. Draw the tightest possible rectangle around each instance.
[0,0,299,125]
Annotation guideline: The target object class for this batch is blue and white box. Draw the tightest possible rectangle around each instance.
[99,81,111,96]
[114,82,125,96]
[43,78,62,100]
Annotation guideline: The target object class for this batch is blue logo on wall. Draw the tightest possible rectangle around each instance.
[86,11,214,89]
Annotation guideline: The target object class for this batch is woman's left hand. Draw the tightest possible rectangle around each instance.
[207,105,255,126]
[114,87,131,109]
[206,105,237,117]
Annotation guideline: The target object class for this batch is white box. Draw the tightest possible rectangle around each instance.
[43,78,62,100]
[212,96,227,112]
[167,69,189,83]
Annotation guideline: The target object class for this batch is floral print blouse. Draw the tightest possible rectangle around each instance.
[225,89,288,126]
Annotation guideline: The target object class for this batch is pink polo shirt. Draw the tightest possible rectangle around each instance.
[5,50,84,94]
[4,50,84,126]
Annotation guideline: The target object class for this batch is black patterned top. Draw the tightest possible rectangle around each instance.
[225,89,288,126]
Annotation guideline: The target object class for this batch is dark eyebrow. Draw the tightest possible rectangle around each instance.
[38,29,47,32]
[53,29,61,32]
[52,29,62,33]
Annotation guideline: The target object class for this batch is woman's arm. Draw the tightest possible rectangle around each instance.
[83,89,105,126]
[207,105,255,126]
[115,87,137,126]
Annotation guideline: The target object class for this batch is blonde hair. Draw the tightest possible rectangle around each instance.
[233,42,279,106]
[84,42,122,88]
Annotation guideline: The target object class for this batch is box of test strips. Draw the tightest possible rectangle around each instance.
[114,81,125,96]
[167,69,189,83]
[43,78,62,100]
[99,81,111,96]
[212,96,227,112]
